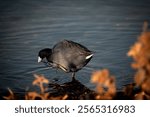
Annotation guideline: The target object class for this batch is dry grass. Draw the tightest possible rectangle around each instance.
[3,23,150,100]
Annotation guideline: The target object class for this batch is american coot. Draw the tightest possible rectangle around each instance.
[38,40,93,80]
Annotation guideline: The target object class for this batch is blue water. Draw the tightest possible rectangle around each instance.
[0,0,150,93]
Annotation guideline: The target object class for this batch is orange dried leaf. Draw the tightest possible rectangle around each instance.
[141,78,150,94]
[134,92,145,100]
[3,88,15,100]
[127,42,142,57]
[91,69,110,84]
[33,74,49,85]
[62,94,68,100]
[42,92,50,99]
[25,91,43,100]
[134,69,145,85]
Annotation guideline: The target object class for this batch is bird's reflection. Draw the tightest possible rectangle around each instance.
[47,78,96,100]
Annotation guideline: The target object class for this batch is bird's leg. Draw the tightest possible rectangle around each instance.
[71,72,75,81]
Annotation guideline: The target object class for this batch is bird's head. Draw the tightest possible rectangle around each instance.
[38,48,52,63]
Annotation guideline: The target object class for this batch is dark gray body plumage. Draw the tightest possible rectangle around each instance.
[48,40,93,73]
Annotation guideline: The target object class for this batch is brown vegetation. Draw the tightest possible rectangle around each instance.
[126,26,150,99]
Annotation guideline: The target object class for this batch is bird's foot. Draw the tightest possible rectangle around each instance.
[71,77,76,82]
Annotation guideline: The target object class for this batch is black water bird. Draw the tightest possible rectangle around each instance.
[38,40,93,80]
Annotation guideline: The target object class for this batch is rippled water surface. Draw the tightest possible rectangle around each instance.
[0,0,150,93]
